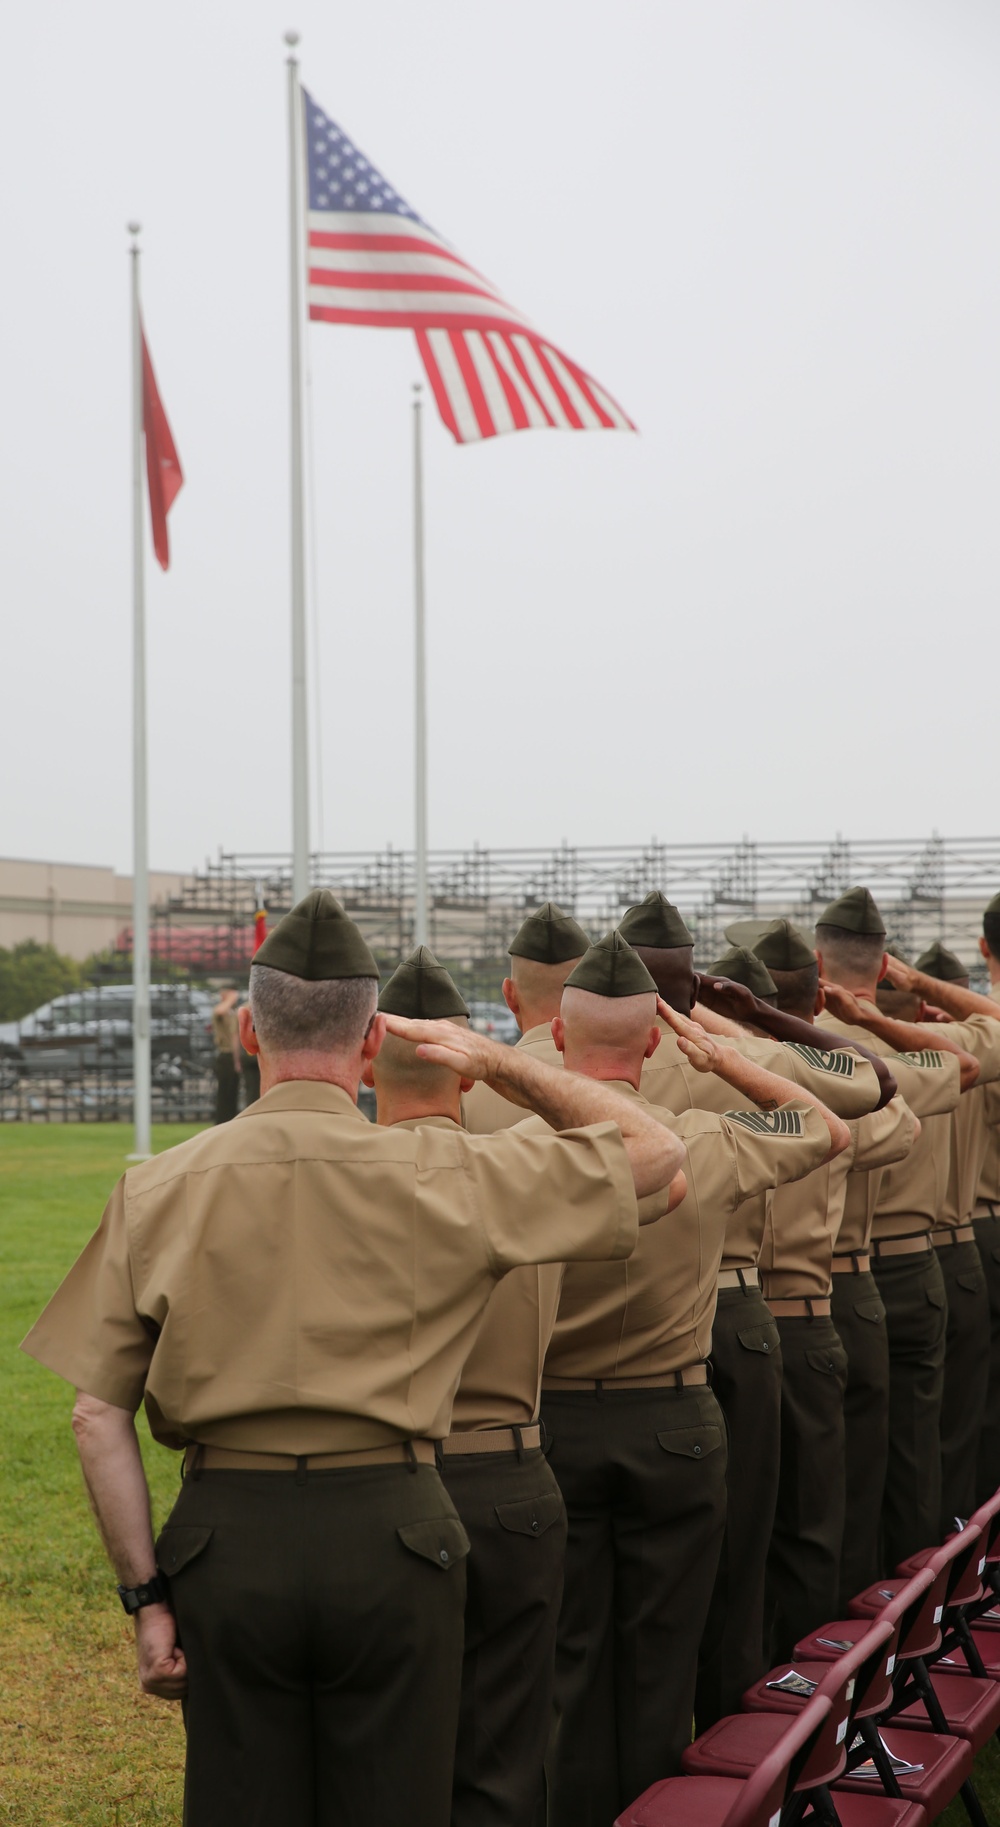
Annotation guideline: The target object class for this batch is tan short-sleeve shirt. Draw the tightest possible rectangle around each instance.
[976,984,1000,1211]
[211,1007,239,1053]
[760,1096,915,1299]
[462,1024,560,1134]
[545,1085,831,1380]
[21,1080,637,1454]
[640,1020,882,1123]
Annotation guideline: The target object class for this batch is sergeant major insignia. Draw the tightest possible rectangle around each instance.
[896,1050,947,1070]
[783,1042,855,1078]
[724,1108,805,1137]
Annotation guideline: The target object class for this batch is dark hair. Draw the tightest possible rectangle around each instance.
[984,914,1000,962]
[767,962,820,1020]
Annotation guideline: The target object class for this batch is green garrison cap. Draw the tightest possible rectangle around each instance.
[708,945,778,1001]
[565,930,658,998]
[378,946,470,1019]
[817,886,886,938]
[752,919,816,973]
[617,891,693,950]
[915,940,968,984]
[508,901,589,964]
[252,889,379,981]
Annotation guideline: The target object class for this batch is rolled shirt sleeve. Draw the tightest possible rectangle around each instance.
[720,1101,833,1203]
[20,1179,154,1410]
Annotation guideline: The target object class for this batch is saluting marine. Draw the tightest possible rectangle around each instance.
[21,892,684,1827]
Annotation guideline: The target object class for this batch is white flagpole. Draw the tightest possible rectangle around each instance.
[128,223,151,1161]
[412,383,429,946]
[286,30,310,902]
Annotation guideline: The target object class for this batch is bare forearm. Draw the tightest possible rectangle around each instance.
[72,1394,157,1586]
[696,979,894,1105]
[710,1053,849,1160]
[910,974,1000,1023]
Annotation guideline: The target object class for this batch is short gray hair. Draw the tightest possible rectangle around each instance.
[249,964,378,1054]
[814,925,885,981]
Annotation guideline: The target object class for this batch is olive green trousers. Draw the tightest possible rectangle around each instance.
[871,1247,947,1570]
[441,1446,566,1827]
[764,1313,848,1664]
[158,1464,468,1827]
[695,1285,782,1730]
[542,1383,727,1827]
[831,1270,889,1608]
[937,1237,990,1530]
[975,1213,1000,1504]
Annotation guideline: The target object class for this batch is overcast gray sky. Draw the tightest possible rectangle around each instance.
[3,1,998,875]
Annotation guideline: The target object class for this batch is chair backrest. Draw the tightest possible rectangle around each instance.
[931,1519,984,1607]
[726,1693,833,1827]
[832,1614,898,1720]
[890,1563,950,1660]
[616,1696,833,1827]
[967,1489,1000,1566]
[793,1622,895,1791]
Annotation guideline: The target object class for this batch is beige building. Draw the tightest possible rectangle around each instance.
[0,858,191,962]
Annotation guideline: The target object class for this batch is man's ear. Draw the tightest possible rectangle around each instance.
[238,1005,259,1055]
[361,1011,387,1064]
[459,1075,475,1094]
[644,1026,661,1060]
[814,949,824,976]
[361,1060,375,1089]
[501,977,520,1020]
[877,952,889,982]
[814,985,826,1017]
[980,937,990,962]
[551,1016,566,1055]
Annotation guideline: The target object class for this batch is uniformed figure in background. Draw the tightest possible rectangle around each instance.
[976,892,1000,1503]
[21,892,685,1827]
[748,918,915,1656]
[612,892,888,1729]
[816,886,982,1567]
[875,945,1000,1528]
[540,932,848,1825]
[752,918,956,1606]
[210,985,241,1122]
[707,944,779,1007]
[365,945,684,1827]
[464,901,588,1134]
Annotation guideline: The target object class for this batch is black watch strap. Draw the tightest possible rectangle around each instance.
[117,1574,168,1615]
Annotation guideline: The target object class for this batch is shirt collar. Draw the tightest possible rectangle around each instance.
[518,1022,555,1046]
[236,1080,369,1123]
[389,1113,462,1132]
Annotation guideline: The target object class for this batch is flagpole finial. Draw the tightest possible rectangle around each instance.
[127,221,141,239]
[284,28,300,48]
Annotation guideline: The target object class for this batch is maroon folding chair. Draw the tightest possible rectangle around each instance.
[886,1520,1000,1755]
[742,1617,896,1734]
[615,1694,835,1826]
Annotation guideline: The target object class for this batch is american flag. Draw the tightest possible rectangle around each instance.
[303,88,635,446]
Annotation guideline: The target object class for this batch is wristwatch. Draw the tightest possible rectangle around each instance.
[117,1575,168,1615]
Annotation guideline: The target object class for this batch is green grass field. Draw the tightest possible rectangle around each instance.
[2,1123,998,1823]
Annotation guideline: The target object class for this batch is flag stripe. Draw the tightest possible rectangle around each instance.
[304,89,635,444]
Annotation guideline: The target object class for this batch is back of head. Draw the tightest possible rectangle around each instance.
[752,918,819,1020]
[914,940,968,987]
[373,947,470,1110]
[506,901,589,1029]
[984,892,1000,962]
[249,889,379,1058]
[560,932,658,1077]
[815,885,887,989]
[618,892,695,1013]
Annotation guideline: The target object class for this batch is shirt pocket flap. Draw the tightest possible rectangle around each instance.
[397,1516,471,1570]
[656,1425,723,1461]
[805,1349,840,1375]
[494,1492,564,1538]
[155,1525,214,1577]
[853,1298,885,1323]
[925,1285,946,1310]
[737,1321,779,1355]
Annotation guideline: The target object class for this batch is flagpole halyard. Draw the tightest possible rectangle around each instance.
[412,383,429,947]
[127,223,152,1161]
[286,31,311,902]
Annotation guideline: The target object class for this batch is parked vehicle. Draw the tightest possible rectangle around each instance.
[0,984,217,1084]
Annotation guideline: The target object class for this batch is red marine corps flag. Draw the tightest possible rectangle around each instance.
[141,324,184,569]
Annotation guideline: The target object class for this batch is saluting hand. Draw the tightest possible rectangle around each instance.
[381,1014,503,1083]
[818,980,864,1025]
[135,1602,188,1701]
[879,955,919,994]
[657,999,721,1074]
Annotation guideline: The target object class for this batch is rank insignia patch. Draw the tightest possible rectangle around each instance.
[725,1108,805,1137]
[784,1042,856,1078]
[897,1050,947,1070]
